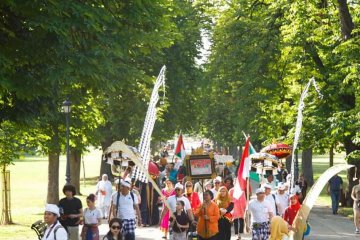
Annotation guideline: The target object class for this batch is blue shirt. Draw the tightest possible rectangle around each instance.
[328,175,343,191]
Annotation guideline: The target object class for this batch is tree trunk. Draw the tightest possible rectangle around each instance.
[329,145,334,167]
[337,0,354,40]
[1,166,12,225]
[47,152,60,204]
[229,145,239,161]
[285,155,292,173]
[301,149,314,186]
[70,149,81,195]
[345,136,360,206]
[47,125,61,204]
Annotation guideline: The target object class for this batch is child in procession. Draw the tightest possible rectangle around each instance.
[81,194,101,240]
[169,200,190,240]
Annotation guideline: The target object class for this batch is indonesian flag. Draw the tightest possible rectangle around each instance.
[175,134,186,161]
[233,137,251,199]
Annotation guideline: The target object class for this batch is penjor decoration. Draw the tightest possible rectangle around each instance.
[290,77,323,192]
[133,65,166,183]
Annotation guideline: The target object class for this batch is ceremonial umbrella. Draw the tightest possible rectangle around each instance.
[260,143,292,159]
[248,152,280,175]
[104,141,141,162]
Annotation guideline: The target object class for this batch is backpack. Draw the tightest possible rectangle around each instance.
[115,191,135,217]
[53,224,65,240]
[272,194,279,216]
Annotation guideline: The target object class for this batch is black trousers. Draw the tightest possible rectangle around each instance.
[233,218,244,234]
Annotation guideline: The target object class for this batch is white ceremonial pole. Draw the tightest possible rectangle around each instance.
[290,77,323,193]
[133,66,166,183]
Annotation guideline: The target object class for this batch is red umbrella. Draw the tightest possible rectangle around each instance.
[261,143,292,159]
[148,161,160,177]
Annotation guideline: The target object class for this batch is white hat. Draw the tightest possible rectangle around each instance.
[45,204,60,217]
[213,176,222,183]
[256,188,265,194]
[264,183,272,189]
[121,179,131,188]
[174,183,184,190]
[278,183,286,191]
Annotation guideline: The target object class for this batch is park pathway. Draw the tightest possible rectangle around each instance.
[92,205,357,239]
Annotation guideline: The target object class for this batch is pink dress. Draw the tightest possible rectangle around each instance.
[160,188,175,231]
[229,187,246,219]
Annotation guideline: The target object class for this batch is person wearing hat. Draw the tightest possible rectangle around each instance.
[211,176,222,198]
[109,178,140,240]
[275,183,289,217]
[59,184,83,240]
[42,204,67,240]
[159,182,194,236]
[247,188,273,240]
[264,183,280,216]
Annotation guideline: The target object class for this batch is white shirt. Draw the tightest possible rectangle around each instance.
[275,193,289,216]
[211,188,218,198]
[167,195,191,213]
[248,199,273,223]
[265,193,279,216]
[83,207,101,224]
[42,221,67,240]
[112,191,138,220]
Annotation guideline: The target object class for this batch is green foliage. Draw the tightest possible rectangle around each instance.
[0,121,25,167]
[345,150,360,165]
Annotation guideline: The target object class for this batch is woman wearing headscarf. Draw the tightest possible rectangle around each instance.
[270,216,289,240]
[283,193,301,226]
[229,184,246,240]
[160,178,175,239]
[215,186,234,240]
[95,174,113,219]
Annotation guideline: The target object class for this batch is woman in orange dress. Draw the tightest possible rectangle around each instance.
[215,186,234,240]
[195,190,220,240]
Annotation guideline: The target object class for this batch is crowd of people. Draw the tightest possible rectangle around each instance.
[40,155,360,240]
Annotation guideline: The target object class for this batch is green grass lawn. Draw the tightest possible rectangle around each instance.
[0,148,103,239]
[0,150,349,239]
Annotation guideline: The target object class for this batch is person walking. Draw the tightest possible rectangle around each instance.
[160,178,175,239]
[81,194,101,240]
[283,193,301,226]
[264,184,280,216]
[195,190,220,240]
[215,186,234,240]
[327,174,343,214]
[95,174,113,219]
[247,188,273,240]
[42,204,67,240]
[275,184,288,217]
[351,179,360,234]
[102,218,122,240]
[229,185,246,240]
[169,200,190,240]
[110,178,141,240]
[59,184,83,240]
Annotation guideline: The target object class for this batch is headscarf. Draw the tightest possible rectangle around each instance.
[289,194,301,211]
[215,186,231,209]
[184,181,193,195]
[270,216,289,240]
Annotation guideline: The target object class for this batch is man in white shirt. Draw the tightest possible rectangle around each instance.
[159,183,194,226]
[211,176,222,198]
[42,204,67,240]
[261,174,277,190]
[264,184,280,216]
[247,188,273,240]
[110,178,141,240]
[275,183,289,216]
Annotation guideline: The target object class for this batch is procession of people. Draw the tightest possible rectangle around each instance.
[40,137,360,240]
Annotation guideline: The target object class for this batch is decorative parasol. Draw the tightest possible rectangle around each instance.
[148,161,160,177]
[248,152,280,175]
[104,141,141,162]
[260,143,292,159]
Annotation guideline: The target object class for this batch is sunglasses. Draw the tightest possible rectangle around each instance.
[186,185,192,188]
[111,225,121,230]
[215,182,220,184]
[175,188,181,191]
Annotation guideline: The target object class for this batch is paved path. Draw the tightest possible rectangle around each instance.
[89,205,357,239]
